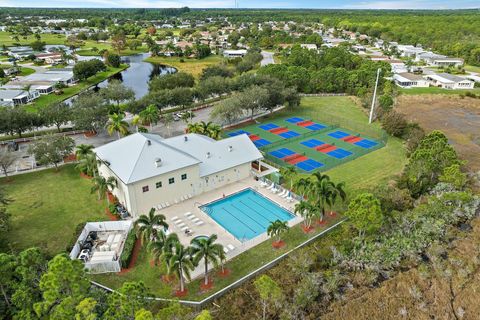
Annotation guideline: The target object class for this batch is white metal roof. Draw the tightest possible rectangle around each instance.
[164,133,263,177]
[94,132,263,184]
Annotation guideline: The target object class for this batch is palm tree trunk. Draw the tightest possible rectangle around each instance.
[179,269,184,292]
[117,131,121,140]
[204,257,209,285]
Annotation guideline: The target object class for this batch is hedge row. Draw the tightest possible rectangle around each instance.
[120,228,137,268]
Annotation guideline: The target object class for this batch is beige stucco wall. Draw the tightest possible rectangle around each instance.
[98,160,254,217]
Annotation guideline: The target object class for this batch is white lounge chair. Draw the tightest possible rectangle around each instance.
[195,220,204,226]
[184,212,194,218]
[266,183,274,190]
[165,202,170,207]
[282,192,290,199]
[171,216,179,221]
[223,247,229,254]
[191,217,200,223]
[278,190,287,197]
[180,226,189,231]
[177,222,186,228]
[227,244,235,251]
[271,187,279,194]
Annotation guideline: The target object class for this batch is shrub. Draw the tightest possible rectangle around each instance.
[66,222,86,252]
[120,228,137,268]
[381,110,407,137]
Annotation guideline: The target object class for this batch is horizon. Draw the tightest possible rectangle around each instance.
[1,0,480,10]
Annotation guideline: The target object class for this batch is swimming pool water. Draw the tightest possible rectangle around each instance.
[200,188,295,242]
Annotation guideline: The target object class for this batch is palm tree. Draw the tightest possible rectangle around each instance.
[187,122,203,134]
[280,166,297,190]
[139,105,159,130]
[216,245,227,275]
[148,231,179,270]
[91,176,116,203]
[267,220,289,244]
[312,174,335,222]
[165,242,195,293]
[75,144,94,160]
[329,181,347,215]
[190,234,223,287]
[294,201,315,230]
[163,113,174,137]
[107,113,129,139]
[75,144,97,176]
[134,208,169,244]
[293,177,313,200]
[205,122,222,140]
[132,114,141,132]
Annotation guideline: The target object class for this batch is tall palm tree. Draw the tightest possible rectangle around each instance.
[132,114,141,132]
[106,113,129,139]
[280,166,297,190]
[294,201,315,230]
[134,208,169,244]
[293,177,313,200]
[267,220,289,244]
[205,122,222,140]
[312,178,334,222]
[91,176,116,203]
[165,242,195,293]
[330,181,347,215]
[190,234,223,287]
[148,231,179,267]
[139,105,159,130]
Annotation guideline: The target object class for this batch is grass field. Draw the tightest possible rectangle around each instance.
[27,64,128,112]
[465,64,480,73]
[144,55,223,78]
[399,87,480,95]
[0,31,67,46]
[76,40,149,56]
[0,165,106,255]
[93,214,343,300]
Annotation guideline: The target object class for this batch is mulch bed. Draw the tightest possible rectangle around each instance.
[200,278,214,292]
[302,225,315,233]
[316,219,327,226]
[63,154,77,163]
[328,211,337,217]
[218,268,231,278]
[174,289,188,297]
[84,130,97,138]
[272,240,286,249]
[119,238,142,274]
[80,172,92,179]
[105,208,119,221]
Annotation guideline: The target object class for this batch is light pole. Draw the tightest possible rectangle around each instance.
[369,68,381,124]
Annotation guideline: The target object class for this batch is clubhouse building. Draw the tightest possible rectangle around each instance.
[95,132,264,217]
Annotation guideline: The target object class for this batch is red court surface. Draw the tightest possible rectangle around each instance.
[342,136,363,143]
[270,127,289,134]
[297,120,315,127]
[249,134,260,141]
[284,154,308,165]
[316,144,337,153]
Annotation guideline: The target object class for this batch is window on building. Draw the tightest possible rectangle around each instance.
[169,177,175,184]
[156,181,162,189]
[142,186,149,193]
[181,173,187,180]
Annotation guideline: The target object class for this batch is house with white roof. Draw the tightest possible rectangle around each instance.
[393,73,429,88]
[94,133,263,217]
[425,73,474,90]
[0,89,40,106]
[223,49,247,58]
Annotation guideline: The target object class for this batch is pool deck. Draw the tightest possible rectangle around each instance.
[154,175,302,280]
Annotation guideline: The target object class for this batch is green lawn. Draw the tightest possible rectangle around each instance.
[1,165,106,255]
[27,64,128,112]
[76,40,149,56]
[465,65,480,73]
[144,55,223,78]
[93,215,344,300]
[0,64,36,76]
[0,31,67,46]
[399,87,480,95]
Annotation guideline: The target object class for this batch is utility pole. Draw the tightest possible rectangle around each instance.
[369,68,381,124]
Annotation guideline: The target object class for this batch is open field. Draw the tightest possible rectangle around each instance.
[0,64,35,76]
[144,55,223,78]
[465,65,480,73]
[93,215,343,300]
[399,87,480,95]
[0,165,106,255]
[76,40,149,56]
[0,31,67,46]
[396,94,480,172]
[27,64,128,112]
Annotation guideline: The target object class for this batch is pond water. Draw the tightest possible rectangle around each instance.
[73,53,176,101]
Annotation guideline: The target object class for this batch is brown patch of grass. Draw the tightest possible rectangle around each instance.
[396,94,480,172]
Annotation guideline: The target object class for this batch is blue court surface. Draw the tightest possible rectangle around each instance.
[201,188,295,241]
[354,139,378,149]
[306,123,326,131]
[326,149,352,159]
[228,130,249,137]
[269,148,295,159]
[301,139,325,148]
[259,123,280,131]
[278,131,300,139]
[328,130,350,139]
[296,159,324,172]
[253,139,271,148]
[285,117,304,123]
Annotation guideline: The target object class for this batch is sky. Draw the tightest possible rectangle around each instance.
[2,0,479,9]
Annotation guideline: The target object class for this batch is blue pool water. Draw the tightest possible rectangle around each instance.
[200,188,295,242]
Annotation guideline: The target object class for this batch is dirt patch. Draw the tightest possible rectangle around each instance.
[396,94,480,172]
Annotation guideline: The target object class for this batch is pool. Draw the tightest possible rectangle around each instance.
[200,188,295,242]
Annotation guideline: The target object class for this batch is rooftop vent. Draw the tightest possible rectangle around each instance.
[147,140,151,146]
[184,136,188,142]
[228,145,233,152]
[154,158,162,167]
[104,160,111,166]
[206,152,211,158]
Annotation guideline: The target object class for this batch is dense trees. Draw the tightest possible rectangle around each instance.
[27,135,75,170]
[73,59,106,81]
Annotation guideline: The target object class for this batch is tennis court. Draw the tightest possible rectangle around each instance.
[225,116,385,173]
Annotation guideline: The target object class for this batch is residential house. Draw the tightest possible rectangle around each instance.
[393,73,430,88]
[0,89,40,106]
[425,73,474,89]
[223,49,247,58]
[94,133,263,217]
